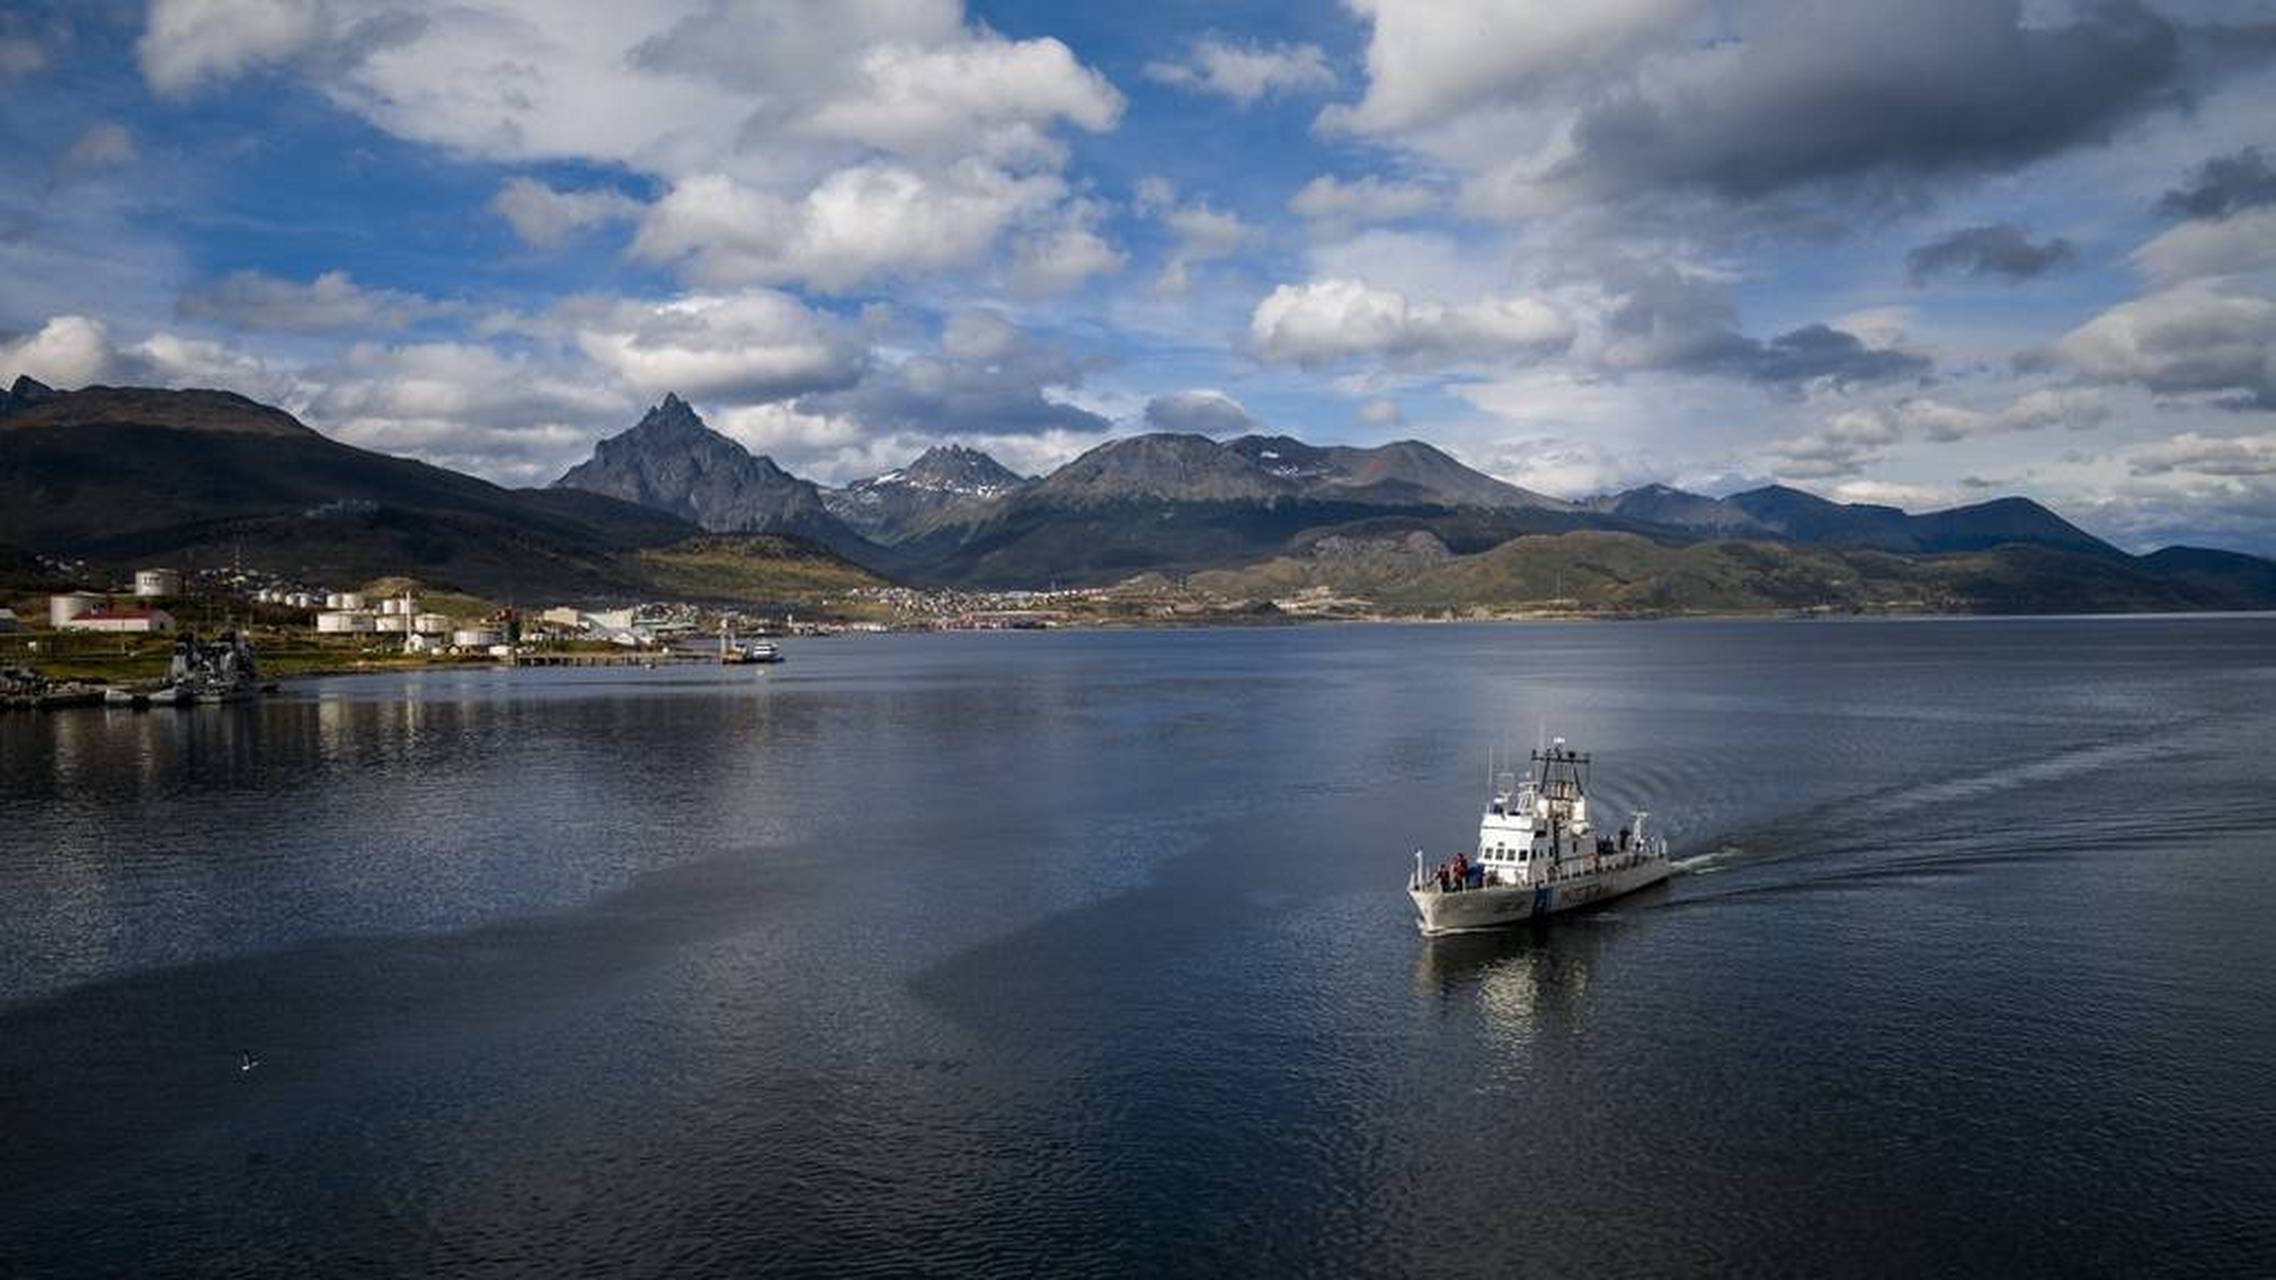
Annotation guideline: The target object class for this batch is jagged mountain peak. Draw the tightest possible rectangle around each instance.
[553,395,857,551]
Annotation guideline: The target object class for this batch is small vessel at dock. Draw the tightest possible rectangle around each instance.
[1407,737,1670,935]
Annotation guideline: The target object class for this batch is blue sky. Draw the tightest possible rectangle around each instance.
[4,0,2276,552]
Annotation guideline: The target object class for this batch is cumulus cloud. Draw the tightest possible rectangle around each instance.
[1590,262,1929,387]
[2132,206,2276,285]
[2160,146,2276,220]
[0,315,121,387]
[1154,199,1253,295]
[1145,38,1335,104]
[1333,0,2253,217]
[1761,408,1905,479]
[177,270,447,333]
[1907,224,2077,283]
[137,0,1124,294]
[1287,175,1437,227]
[302,340,632,484]
[570,290,865,402]
[1008,200,1123,294]
[491,178,643,249]
[2051,282,2276,408]
[632,165,1067,292]
[1143,389,1257,436]
[2131,429,2276,476]
[797,308,1108,438]
[1251,278,1572,367]
[138,0,321,97]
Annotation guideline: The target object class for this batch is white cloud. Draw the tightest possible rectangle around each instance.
[177,270,446,333]
[571,291,865,401]
[2131,207,2276,286]
[1288,175,1437,226]
[490,178,643,249]
[0,315,120,387]
[2051,282,2276,407]
[1327,0,1693,134]
[138,0,321,97]
[2130,430,2276,477]
[1146,38,1335,104]
[1008,200,1124,295]
[1250,278,1572,367]
[1155,200,1253,295]
[1760,407,1904,480]
[1144,389,1256,435]
[632,164,1066,292]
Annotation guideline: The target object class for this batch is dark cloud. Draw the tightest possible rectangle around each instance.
[1555,2,2191,204]
[1906,223,2078,283]
[1143,390,1256,435]
[798,310,1109,437]
[2159,145,2276,219]
[1739,324,1931,386]
[1597,262,1930,387]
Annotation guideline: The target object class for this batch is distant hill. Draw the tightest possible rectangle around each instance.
[894,432,1578,586]
[1584,484,1770,536]
[823,444,1031,544]
[1225,435,1567,510]
[553,394,875,560]
[1187,529,2274,615]
[0,383,857,603]
[1725,485,2120,557]
[2136,546,2276,607]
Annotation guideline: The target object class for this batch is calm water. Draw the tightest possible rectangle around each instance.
[3,618,2274,1277]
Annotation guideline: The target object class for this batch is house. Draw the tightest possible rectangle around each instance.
[58,607,176,634]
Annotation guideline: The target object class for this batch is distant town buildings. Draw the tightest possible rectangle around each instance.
[132,568,181,597]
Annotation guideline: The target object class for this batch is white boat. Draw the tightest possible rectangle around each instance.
[1407,737,1671,935]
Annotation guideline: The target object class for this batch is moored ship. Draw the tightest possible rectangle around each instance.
[1408,738,1670,935]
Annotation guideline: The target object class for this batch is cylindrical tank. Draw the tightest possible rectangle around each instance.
[414,613,450,634]
[133,568,181,597]
[452,628,502,649]
[316,611,375,634]
[336,592,367,611]
[378,598,400,616]
[49,592,102,628]
[289,593,316,609]
[375,614,410,632]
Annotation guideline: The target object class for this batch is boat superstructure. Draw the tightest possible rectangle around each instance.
[1407,738,1670,935]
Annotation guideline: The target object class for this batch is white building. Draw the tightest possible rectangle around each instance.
[133,568,181,597]
[49,592,103,628]
[59,607,175,634]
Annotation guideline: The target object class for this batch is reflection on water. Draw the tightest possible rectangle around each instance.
[4,619,2276,1276]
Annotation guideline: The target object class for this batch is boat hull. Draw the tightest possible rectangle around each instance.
[1409,857,1670,935]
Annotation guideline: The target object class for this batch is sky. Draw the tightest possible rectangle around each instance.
[4,0,2276,553]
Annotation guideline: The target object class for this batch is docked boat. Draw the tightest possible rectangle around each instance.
[719,626,783,665]
[175,631,262,704]
[1407,738,1671,935]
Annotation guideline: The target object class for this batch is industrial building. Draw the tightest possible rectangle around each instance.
[59,607,176,634]
[133,568,181,598]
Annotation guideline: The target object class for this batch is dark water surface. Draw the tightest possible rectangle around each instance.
[4,618,2274,1277]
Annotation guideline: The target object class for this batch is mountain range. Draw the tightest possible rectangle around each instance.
[4,381,2272,613]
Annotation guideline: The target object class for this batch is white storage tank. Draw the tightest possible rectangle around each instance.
[288,592,316,609]
[49,592,103,628]
[316,610,375,633]
[452,628,502,649]
[133,568,181,598]
[378,597,401,616]
[414,613,451,634]
[375,614,409,633]
[336,592,367,611]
